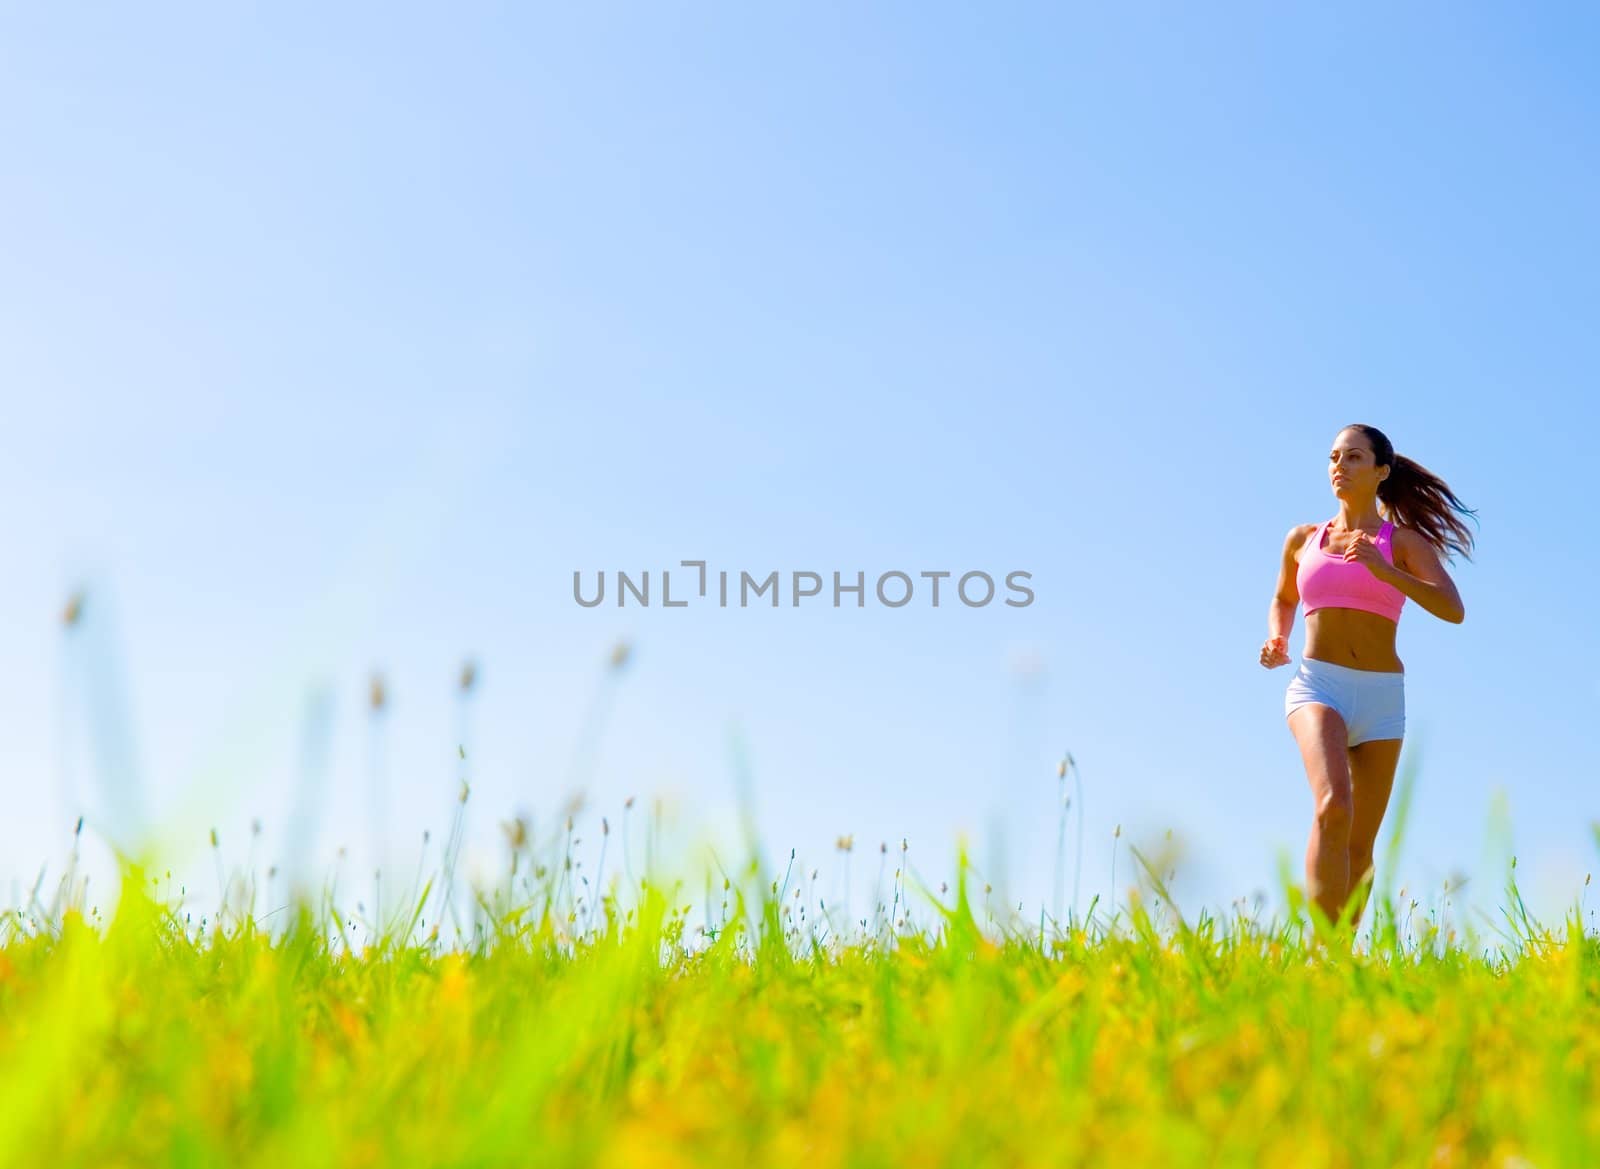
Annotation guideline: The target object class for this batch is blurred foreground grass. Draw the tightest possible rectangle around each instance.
[2,837,1599,1169]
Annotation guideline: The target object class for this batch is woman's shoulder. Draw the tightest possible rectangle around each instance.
[1283,521,1321,563]
[1386,523,1438,570]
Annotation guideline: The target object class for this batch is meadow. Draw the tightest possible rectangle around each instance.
[2,793,1598,1169]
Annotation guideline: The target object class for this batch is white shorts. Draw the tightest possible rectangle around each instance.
[1284,657,1405,746]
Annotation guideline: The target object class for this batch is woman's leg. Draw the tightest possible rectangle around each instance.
[1345,737,1403,930]
[1288,703,1353,926]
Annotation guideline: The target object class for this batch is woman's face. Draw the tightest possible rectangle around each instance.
[1329,431,1388,498]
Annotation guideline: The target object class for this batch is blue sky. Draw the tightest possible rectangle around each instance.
[2,5,1596,935]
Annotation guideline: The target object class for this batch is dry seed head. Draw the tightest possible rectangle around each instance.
[837,834,854,852]
[459,660,477,692]
[625,796,636,810]
[62,592,85,628]
[369,674,387,712]
[1057,758,1066,780]
[210,828,219,849]
[458,780,470,803]
[602,817,610,836]
[609,638,632,669]
[1114,824,1122,839]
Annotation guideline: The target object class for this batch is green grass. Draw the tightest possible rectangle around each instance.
[2,816,1598,1169]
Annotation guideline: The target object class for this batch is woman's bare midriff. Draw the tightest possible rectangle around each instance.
[1303,608,1403,672]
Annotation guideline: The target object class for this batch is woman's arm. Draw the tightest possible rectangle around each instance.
[1268,524,1313,641]
[1380,529,1465,623]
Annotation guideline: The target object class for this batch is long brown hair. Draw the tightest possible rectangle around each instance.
[1345,424,1478,563]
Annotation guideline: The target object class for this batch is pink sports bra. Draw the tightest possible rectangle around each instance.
[1296,519,1406,623]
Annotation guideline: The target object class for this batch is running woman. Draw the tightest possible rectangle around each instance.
[1261,424,1476,931]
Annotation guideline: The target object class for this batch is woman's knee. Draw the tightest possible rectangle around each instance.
[1314,789,1354,837]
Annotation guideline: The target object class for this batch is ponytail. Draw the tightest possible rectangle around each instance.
[1347,424,1478,563]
